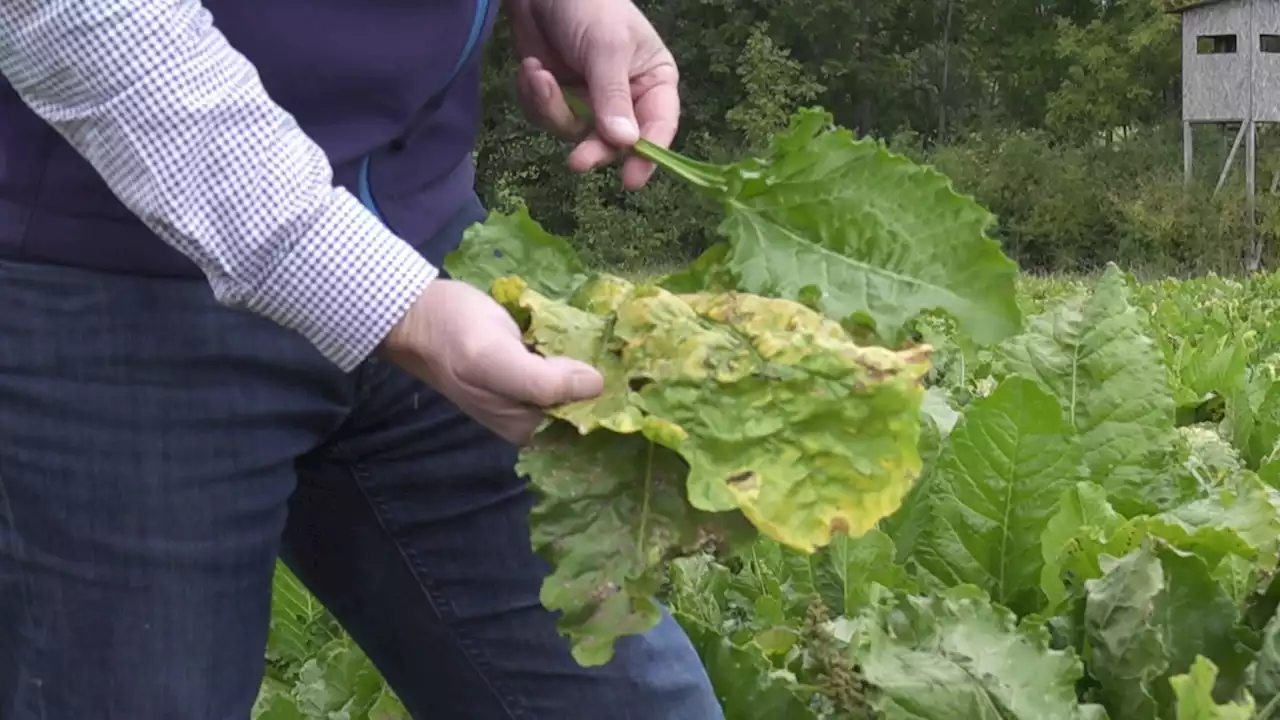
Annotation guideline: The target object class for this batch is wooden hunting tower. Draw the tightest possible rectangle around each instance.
[1173,0,1280,265]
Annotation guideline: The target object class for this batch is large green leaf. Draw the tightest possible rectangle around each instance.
[901,377,1081,615]
[811,529,913,617]
[848,585,1096,719]
[653,109,1022,347]
[996,264,1188,515]
[494,273,931,552]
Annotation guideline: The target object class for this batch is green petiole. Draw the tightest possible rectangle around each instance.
[561,91,726,192]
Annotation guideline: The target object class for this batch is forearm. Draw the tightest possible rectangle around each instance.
[0,0,434,371]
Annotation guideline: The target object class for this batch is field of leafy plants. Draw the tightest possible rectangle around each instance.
[254,108,1280,719]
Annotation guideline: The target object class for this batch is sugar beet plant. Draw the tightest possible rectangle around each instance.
[444,108,1280,719]
[256,107,1280,718]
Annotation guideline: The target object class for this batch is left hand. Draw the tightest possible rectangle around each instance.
[506,0,680,190]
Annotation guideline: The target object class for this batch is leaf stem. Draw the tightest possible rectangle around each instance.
[562,92,728,193]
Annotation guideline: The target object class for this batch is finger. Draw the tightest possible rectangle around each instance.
[582,33,641,149]
[517,60,589,141]
[490,406,548,446]
[623,75,681,189]
[475,336,604,408]
[567,133,619,174]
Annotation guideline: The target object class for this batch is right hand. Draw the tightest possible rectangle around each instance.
[377,278,604,444]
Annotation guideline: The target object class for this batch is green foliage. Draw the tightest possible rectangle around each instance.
[254,565,408,719]
[259,236,1280,718]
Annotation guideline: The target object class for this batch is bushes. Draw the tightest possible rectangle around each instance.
[888,123,1280,277]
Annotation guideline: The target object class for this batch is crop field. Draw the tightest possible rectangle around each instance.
[253,110,1280,719]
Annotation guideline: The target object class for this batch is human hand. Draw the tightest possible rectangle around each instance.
[507,0,680,190]
[377,279,603,444]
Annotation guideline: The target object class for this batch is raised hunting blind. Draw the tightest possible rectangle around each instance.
[1172,0,1280,267]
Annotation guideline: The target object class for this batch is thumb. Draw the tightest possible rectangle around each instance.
[583,34,641,148]
[489,350,604,408]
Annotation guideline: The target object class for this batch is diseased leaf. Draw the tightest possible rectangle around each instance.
[520,423,755,666]
[495,273,932,553]
[655,109,1022,346]
[901,377,1081,615]
[849,585,1096,719]
[1170,656,1256,719]
[996,264,1190,515]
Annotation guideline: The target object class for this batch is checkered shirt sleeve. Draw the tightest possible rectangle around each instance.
[0,0,439,372]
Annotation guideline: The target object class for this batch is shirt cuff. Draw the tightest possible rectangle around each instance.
[244,187,438,372]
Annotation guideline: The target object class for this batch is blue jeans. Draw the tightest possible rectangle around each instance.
[0,198,722,719]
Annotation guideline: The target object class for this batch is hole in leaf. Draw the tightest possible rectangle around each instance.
[628,376,653,393]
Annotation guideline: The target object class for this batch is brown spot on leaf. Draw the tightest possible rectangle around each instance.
[830,517,850,535]
[726,471,759,492]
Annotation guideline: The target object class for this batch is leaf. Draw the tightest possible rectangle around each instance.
[291,639,387,718]
[901,377,1081,615]
[1083,543,1169,719]
[811,528,914,617]
[495,273,932,552]
[252,678,306,720]
[1170,656,1256,719]
[1249,604,1280,705]
[267,562,338,669]
[1143,475,1280,571]
[520,423,755,666]
[921,386,961,437]
[679,620,821,720]
[651,109,1022,347]
[365,687,411,720]
[442,204,587,298]
[849,585,1094,719]
[1040,482,1125,609]
[996,264,1189,516]
[1150,547,1256,714]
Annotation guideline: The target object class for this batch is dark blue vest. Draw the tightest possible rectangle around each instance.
[0,0,498,276]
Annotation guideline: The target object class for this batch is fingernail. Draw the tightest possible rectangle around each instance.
[604,116,640,145]
[568,369,603,399]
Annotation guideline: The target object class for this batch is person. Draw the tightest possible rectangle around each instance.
[0,0,723,717]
